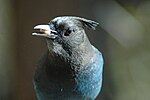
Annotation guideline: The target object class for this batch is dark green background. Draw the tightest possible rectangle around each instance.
[0,0,149,100]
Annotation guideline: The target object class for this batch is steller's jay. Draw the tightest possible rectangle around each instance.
[32,16,104,100]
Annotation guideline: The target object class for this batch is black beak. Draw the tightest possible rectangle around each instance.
[32,25,58,39]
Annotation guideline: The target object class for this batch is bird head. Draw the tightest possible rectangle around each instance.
[32,16,99,50]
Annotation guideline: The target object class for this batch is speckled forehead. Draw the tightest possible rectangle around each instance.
[52,17,79,27]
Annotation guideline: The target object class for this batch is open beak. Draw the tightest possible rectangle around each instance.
[32,25,58,39]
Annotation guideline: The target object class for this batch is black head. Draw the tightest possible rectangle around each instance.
[32,16,99,49]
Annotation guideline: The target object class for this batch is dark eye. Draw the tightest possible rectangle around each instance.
[64,28,75,36]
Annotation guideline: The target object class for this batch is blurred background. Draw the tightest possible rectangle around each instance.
[0,0,150,100]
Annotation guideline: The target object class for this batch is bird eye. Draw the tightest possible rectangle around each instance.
[64,29,75,36]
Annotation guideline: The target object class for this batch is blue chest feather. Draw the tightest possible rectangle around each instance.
[34,47,103,100]
[75,51,103,100]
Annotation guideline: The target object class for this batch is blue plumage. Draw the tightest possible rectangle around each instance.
[75,46,103,100]
[32,16,104,100]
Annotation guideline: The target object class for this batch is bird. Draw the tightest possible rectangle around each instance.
[32,16,104,100]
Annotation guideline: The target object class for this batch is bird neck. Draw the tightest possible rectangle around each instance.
[47,34,94,66]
